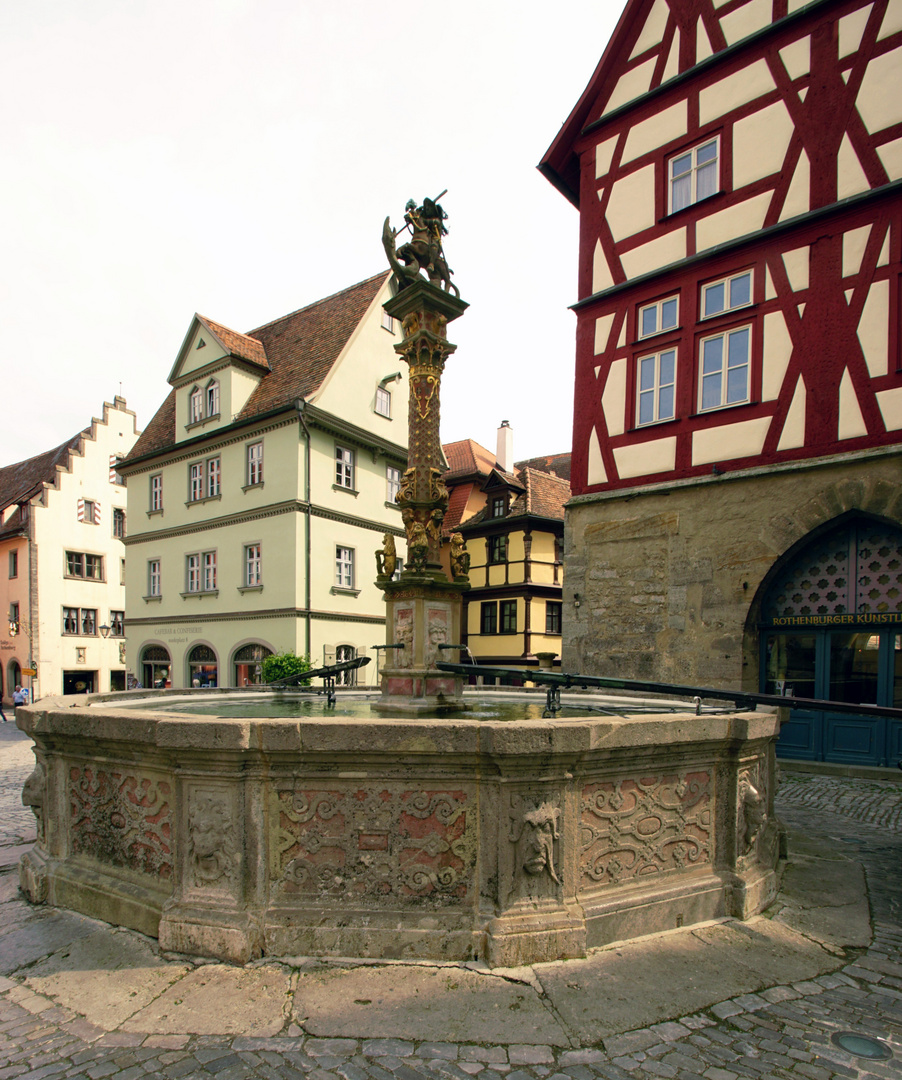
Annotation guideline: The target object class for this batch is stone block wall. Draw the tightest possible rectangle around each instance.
[564,452,902,690]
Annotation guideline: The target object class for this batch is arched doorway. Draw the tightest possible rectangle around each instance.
[7,660,21,700]
[187,645,218,688]
[233,644,272,687]
[141,646,171,689]
[759,517,902,766]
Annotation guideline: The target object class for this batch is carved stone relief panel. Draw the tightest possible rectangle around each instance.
[507,791,564,904]
[22,757,47,846]
[275,786,474,906]
[394,608,413,668]
[737,759,770,861]
[187,788,240,893]
[425,607,450,669]
[580,772,711,890]
[69,765,172,880]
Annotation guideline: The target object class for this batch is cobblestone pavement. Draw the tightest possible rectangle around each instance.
[2,721,901,1079]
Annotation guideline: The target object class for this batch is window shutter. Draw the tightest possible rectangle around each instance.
[77,498,84,522]
[93,501,102,524]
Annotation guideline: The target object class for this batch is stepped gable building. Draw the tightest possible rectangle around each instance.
[118,272,407,690]
[541,0,902,765]
[0,397,139,702]
[441,426,570,675]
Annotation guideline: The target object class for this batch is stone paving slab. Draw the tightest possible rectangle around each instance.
[293,963,571,1045]
[24,930,192,1029]
[0,899,106,977]
[119,963,292,1036]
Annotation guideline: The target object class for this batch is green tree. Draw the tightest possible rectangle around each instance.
[262,652,312,685]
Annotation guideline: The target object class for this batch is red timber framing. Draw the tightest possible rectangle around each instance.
[541,0,902,497]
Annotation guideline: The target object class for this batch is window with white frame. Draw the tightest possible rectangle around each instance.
[206,379,220,417]
[207,457,221,497]
[669,138,719,214]
[699,326,751,411]
[148,559,161,597]
[246,442,263,486]
[150,474,163,512]
[335,446,355,489]
[701,270,753,319]
[203,551,217,592]
[189,386,203,424]
[110,610,125,636]
[386,465,401,503]
[639,295,679,338]
[637,348,676,426]
[335,546,354,589]
[244,543,262,586]
[381,310,394,332]
[186,554,201,593]
[189,462,204,502]
[375,385,392,417]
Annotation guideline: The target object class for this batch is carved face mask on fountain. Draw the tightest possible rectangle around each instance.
[521,804,561,884]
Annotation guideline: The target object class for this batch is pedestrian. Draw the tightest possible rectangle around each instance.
[0,698,7,722]
[13,685,27,708]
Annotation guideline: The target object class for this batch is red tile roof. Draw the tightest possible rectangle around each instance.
[0,434,83,512]
[442,439,497,478]
[509,467,571,521]
[125,272,389,463]
[515,452,571,482]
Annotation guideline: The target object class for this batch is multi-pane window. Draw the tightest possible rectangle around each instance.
[148,559,161,597]
[189,387,203,423]
[8,550,17,578]
[245,543,262,586]
[699,326,751,411]
[110,611,125,636]
[701,271,753,319]
[150,474,163,511]
[546,601,562,635]
[480,602,498,635]
[488,535,508,564]
[206,380,220,417]
[203,551,217,592]
[81,609,97,635]
[9,602,19,632]
[335,446,354,489]
[669,138,719,213]
[386,465,401,503]
[112,507,126,538]
[81,499,97,524]
[66,552,104,579]
[189,462,204,502]
[381,311,394,332]
[335,546,354,589]
[637,349,676,426]
[207,457,221,497]
[500,600,517,633]
[491,497,506,518]
[187,554,201,593]
[375,385,392,418]
[63,607,79,634]
[246,442,264,486]
[639,296,679,338]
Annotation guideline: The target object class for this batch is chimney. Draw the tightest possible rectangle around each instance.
[496,421,513,473]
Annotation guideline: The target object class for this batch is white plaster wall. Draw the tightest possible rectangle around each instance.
[607,165,657,241]
[732,101,794,188]
[719,0,772,46]
[621,101,688,165]
[777,376,807,450]
[839,368,868,439]
[602,358,628,436]
[613,436,677,478]
[695,193,771,251]
[856,46,902,133]
[691,416,770,465]
[699,60,775,126]
[857,279,889,377]
[620,228,687,278]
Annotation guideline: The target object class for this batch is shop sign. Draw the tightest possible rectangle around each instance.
[767,612,902,627]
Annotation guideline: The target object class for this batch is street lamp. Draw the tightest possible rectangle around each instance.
[99,624,111,639]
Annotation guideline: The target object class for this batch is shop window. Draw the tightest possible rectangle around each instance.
[234,643,272,687]
[141,645,171,689]
[188,644,218,688]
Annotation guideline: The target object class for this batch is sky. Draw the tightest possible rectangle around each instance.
[1,1,620,468]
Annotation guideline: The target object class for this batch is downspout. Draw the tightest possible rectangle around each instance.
[295,400,312,658]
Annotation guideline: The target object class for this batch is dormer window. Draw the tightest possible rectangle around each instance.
[189,386,203,424]
[206,379,220,417]
[491,496,506,518]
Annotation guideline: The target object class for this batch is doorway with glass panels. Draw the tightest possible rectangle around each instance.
[758,516,902,766]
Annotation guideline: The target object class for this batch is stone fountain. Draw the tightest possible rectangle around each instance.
[16,199,783,967]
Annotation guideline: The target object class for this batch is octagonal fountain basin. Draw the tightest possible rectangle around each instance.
[17,689,783,968]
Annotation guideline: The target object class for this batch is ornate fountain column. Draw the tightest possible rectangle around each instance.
[375,197,470,713]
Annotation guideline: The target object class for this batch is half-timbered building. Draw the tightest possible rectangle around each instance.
[541,0,902,765]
